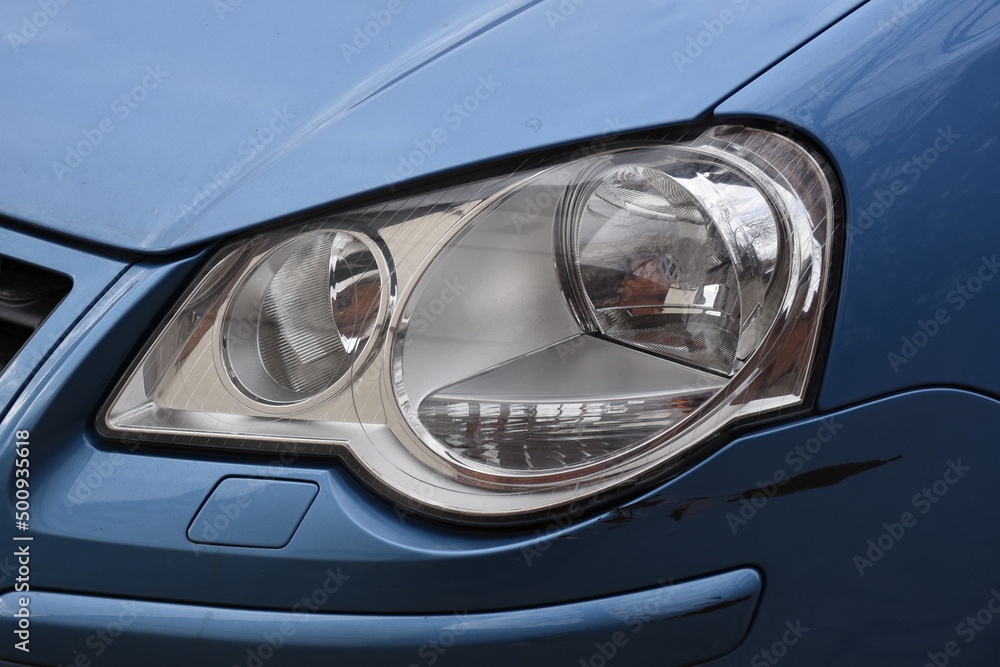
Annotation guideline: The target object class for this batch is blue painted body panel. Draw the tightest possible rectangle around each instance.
[0,569,761,666]
[187,477,319,548]
[1,0,1000,663]
[717,0,1000,410]
[0,0,862,252]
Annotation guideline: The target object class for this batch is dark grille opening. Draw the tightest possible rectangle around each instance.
[0,256,72,373]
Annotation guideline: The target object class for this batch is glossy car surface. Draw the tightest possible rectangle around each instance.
[1,0,999,665]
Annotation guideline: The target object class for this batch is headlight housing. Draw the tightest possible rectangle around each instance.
[100,125,840,524]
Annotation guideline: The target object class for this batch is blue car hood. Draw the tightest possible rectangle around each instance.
[1,0,862,253]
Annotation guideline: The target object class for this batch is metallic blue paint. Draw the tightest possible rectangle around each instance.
[0,569,761,666]
[717,0,1000,411]
[187,477,319,548]
[2,0,1000,663]
[0,0,863,252]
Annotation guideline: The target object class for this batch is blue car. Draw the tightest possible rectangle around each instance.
[2,0,999,664]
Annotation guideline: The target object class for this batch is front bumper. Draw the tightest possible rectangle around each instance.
[0,570,760,667]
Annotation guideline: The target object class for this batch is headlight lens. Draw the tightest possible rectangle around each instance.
[222,230,390,404]
[100,125,840,523]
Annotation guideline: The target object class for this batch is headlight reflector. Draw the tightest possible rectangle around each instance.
[221,230,389,404]
[100,125,840,523]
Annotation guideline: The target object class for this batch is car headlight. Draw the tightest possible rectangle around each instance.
[99,124,840,524]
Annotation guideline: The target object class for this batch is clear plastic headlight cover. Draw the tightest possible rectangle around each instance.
[100,125,840,523]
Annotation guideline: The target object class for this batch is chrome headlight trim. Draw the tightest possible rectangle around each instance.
[99,123,842,524]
